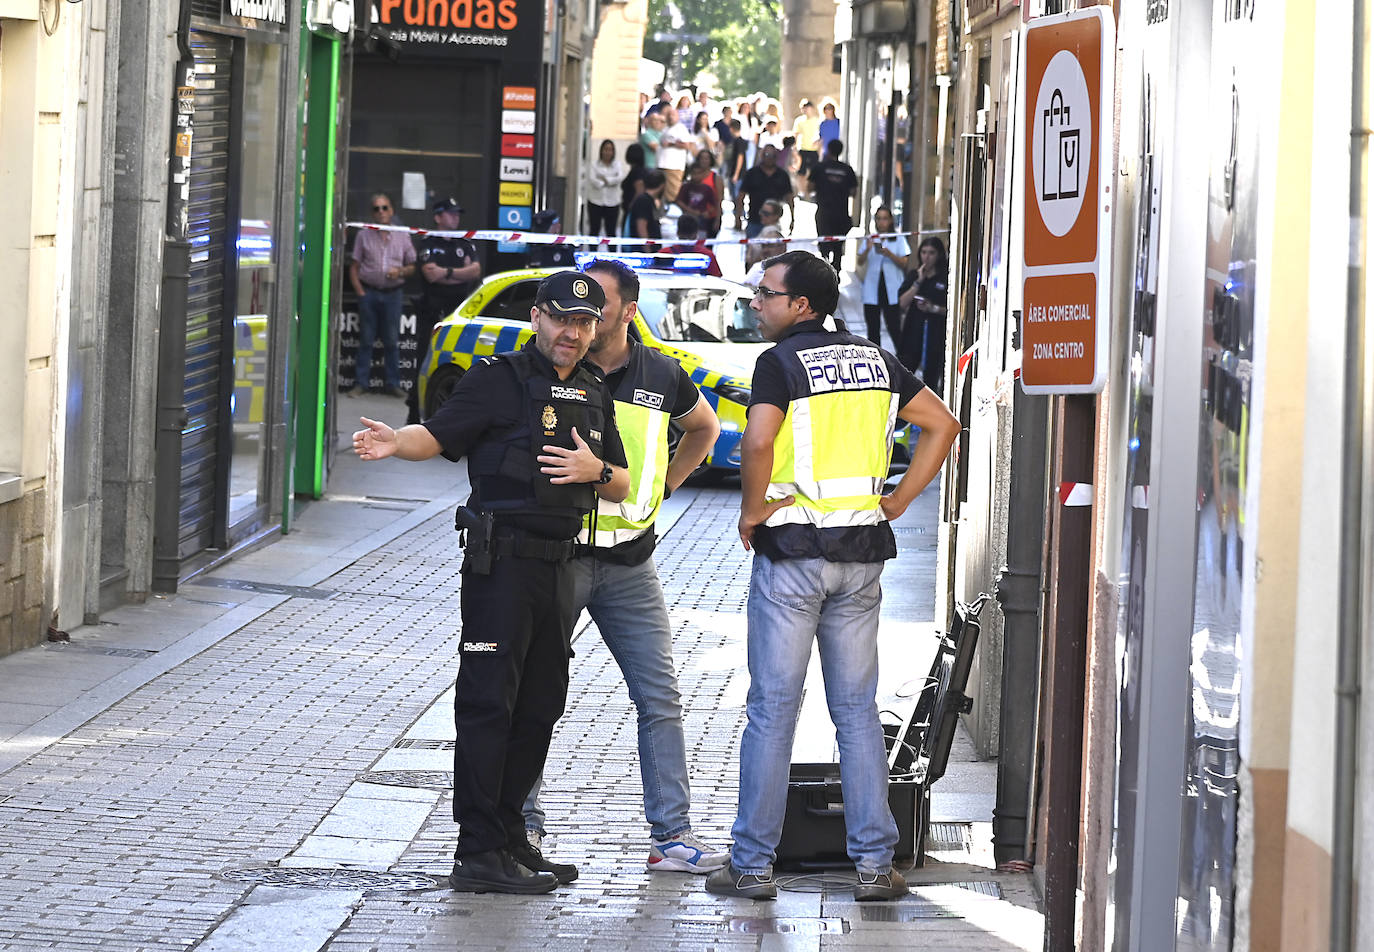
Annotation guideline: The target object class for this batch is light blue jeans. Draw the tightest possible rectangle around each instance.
[729,553,897,875]
[524,555,693,840]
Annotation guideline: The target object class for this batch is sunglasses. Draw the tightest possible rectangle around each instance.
[373,204,391,212]
[753,285,793,300]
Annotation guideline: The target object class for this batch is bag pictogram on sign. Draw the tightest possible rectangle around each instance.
[1042,89,1080,202]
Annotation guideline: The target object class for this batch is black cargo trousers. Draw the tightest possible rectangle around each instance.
[452,548,576,857]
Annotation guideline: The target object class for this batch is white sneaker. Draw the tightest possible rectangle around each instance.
[647,831,730,873]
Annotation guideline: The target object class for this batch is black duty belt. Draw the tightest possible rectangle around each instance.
[490,532,576,562]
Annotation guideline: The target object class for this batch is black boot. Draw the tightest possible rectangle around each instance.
[448,848,559,894]
[509,836,578,884]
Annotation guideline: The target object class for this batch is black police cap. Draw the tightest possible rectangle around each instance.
[534,271,605,319]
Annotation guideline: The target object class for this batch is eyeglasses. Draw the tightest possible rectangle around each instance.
[753,285,793,300]
[539,309,600,332]
[372,204,391,212]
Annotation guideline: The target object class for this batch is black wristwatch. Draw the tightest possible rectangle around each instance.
[596,461,614,485]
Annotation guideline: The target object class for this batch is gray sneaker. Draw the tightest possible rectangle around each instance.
[705,863,777,900]
[854,868,908,901]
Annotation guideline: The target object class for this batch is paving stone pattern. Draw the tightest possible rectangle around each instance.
[0,486,1042,951]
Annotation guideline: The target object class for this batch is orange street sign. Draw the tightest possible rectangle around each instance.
[1021,7,1113,394]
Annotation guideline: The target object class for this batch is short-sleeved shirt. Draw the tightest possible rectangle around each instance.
[741,166,793,223]
[351,227,416,289]
[749,318,924,562]
[527,243,578,268]
[810,159,858,221]
[639,128,663,169]
[750,319,923,413]
[416,234,478,309]
[728,138,749,179]
[677,178,720,221]
[627,193,662,247]
[423,343,627,539]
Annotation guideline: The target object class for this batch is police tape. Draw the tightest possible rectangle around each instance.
[343,221,930,248]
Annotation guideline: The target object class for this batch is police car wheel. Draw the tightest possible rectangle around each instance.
[423,365,465,419]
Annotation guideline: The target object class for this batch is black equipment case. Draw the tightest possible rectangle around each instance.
[774,596,989,870]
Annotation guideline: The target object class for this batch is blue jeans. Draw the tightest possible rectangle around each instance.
[356,286,403,389]
[730,554,897,875]
[524,555,693,840]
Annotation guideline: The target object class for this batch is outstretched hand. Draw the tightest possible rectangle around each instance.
[738,495,795,551]
[538,427,602,484]
[352,417,397,461]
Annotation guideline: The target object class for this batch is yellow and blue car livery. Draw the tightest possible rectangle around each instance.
[419,265,767,473]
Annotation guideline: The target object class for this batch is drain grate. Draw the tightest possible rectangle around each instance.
[188,577,336,600]
[220,867,441,891]
[392,738,456,750]
[927,821,973,852]
[358,770,454,790]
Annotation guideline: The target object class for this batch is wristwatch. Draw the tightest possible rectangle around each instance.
[596,461,614,485]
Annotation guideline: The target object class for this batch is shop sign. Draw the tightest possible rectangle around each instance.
[502,86,537,109]
[376,0,543,57]
[502,110,537,134]
[499,182,533,204]
[221,0,288,31]
[501,134,535,157]
[499,158,534,182]
[1020,7,1113,394]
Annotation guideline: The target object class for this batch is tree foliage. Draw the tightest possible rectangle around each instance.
[642,0,781,100]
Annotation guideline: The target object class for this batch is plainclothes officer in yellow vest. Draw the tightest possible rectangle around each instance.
[352,271,631,896]
[707,250,961,902]
[521,258,731,874]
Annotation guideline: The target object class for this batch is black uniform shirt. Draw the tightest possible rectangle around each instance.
[423,344,628,538]
[741,166,794,223]
[809,159,858,221]
[527,244,578,268]
[416,234,478,308]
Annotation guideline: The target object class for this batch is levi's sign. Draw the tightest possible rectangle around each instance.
[500,158,534,182]
[1021,8,1113,394]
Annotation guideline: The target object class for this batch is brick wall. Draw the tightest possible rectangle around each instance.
[0,488,47,657]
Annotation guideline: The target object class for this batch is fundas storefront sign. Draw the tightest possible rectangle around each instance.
[378,0,542,52]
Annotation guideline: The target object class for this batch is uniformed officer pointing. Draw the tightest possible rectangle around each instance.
[353,270,630,895]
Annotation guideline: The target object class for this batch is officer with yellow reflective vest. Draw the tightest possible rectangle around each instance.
[352,271,631,896]
[708,250,961,903]
[521,257,732,874]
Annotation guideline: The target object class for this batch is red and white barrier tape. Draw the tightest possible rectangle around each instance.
[1059,482,1093,507]
[343,221,920,248]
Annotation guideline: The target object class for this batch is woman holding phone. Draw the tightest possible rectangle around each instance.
[898,236,950,390]
[855,206,910,350]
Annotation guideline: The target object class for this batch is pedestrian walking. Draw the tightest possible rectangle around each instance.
[810,140,859,272]
[587,139,624,238]
[791,99,821,186]
[818,99,841,155]
[348,192,415,397]
[627,169,666,251]
[520,258,729,875]
[352,270,630,896]
[727,120,750,230]
[408,197,481,424]
[856,206,909,351]
[740,146,794,239]
[706,250,961,902]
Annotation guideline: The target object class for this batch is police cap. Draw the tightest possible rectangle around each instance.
[431,196,464,214]
[535,271,605,320]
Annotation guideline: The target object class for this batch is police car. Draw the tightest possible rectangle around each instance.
[418,255,765,474]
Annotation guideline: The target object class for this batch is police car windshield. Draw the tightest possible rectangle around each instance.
[636,287,765,344]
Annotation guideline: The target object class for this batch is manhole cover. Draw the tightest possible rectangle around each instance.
[189,577,336,600]
[220,867,441,891]
[358,770,454,790]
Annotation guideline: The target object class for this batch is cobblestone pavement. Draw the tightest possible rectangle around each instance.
[0,455,1042,949]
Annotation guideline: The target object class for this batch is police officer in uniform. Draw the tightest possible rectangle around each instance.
[408,197,481,424]
[706,250,960,903]
[352,271,630,895]
[526,210,578,268]
[521,258,731,873]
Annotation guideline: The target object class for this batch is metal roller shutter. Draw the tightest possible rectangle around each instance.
[181,31,234,557]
